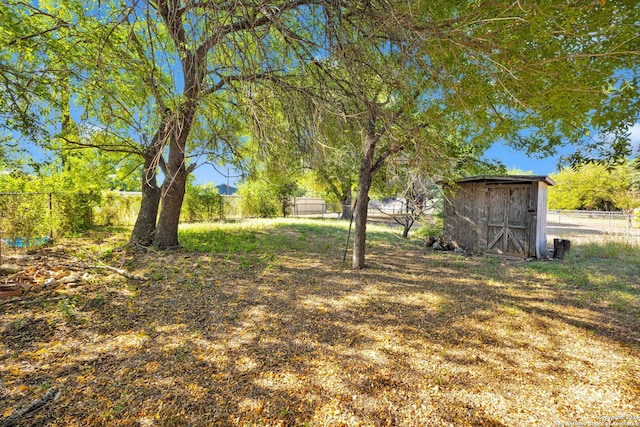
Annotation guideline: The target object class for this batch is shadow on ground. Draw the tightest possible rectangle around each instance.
[1,222,638,426]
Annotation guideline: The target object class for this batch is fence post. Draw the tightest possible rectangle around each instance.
[49,193,54,240]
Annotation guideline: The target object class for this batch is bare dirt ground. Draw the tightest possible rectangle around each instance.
[1,224,639,426]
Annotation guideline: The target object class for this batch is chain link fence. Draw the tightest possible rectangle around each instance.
[287,203,640,245]
[0,191,95,259]
[0,193,54,251]
[546,209,640,246]
[1,191,639,254]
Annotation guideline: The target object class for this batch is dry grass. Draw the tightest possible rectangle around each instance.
[1,219,639,426]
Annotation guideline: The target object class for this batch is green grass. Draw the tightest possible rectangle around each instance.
[571,240,640,260]
[179,218,410,255]
[4,218,640,426]
[180,225,263,253]
[521,241,640,315]
[98,220,639,295]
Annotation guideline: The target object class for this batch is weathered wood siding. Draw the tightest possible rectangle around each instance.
[443,183,485,251]
[443,177,552,258]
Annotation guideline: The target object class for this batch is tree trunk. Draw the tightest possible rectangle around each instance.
[401,214,416,238]
[402,224,410,238]
[352,174,371,269]
[153,123,191,249]
[153,167,186,249]
[352,124,377,269]
[339,189,353,220]
[152,102,197,249]
[129,155,161,246]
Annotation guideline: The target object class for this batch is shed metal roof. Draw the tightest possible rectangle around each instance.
[451,175,555,186]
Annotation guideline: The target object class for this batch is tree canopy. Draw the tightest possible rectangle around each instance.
[1,0,639,267]
[549,162,640,211]
[244,0,640,267]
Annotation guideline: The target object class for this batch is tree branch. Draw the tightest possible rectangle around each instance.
[57,136,143,156]
[1,388,60,427]
[194,0,325,63]
[201,70,282,96]
[7,22,70,46]
[371,143,404,176]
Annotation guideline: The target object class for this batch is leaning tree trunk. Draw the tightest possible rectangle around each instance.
[352,131,376,269]
[401,220,412,238]
[339,189,353,220]
[129,155,161,247]
[152,101,197,249]
[153,134,190,249]
[153,168,186,249]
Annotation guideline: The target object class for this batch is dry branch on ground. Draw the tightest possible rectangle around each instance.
[0,249,145,300]
[1,388,59,427]
[1,225,638,426]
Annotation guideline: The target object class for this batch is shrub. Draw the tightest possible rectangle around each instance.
[53,191,101,234]
[414,215,444,239]
[237,181,279,218]
[93,191,141,226]
[183,184,223,221]
[0,193,51,243]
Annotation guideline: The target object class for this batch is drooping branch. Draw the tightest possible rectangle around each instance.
[201,70,282,96]
[193,0,326,63]
[127,27,168,113]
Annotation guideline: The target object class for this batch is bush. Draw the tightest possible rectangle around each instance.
[93,191,141,226]
[237,181,279,218]
[183,184,223,221]
[414,215,444,239]
[53,191,101,235]
[0,190,104,242]
[0,193,51,244]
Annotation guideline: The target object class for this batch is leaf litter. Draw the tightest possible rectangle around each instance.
[1,222,639,426]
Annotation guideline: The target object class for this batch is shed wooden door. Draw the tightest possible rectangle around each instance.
[486,186,530,255]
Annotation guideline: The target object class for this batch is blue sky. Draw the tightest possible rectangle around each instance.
[484,123,640,176]
[482,141,563,176]
[191,123,640,185]
[191,142,565,186]
[192,163,243,186]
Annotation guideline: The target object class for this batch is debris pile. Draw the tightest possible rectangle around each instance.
[1,250,143,299]
[1,255,88,298]
[425,236,464,252]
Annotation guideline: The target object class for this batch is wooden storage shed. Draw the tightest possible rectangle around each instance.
[442,175,555,258]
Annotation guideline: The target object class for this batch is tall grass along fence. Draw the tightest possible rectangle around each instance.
[0,191,138,248]
[0,192,54,251]
[2,190,638,248]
